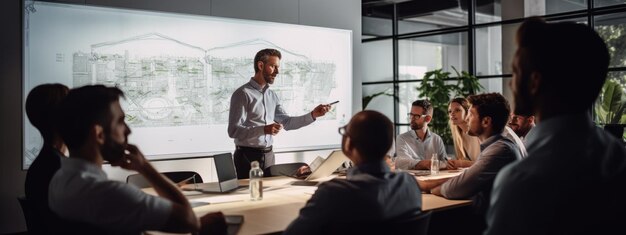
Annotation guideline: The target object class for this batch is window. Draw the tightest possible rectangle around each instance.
[362,0,626,134]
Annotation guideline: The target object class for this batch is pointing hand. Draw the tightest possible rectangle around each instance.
[311,104,331,118]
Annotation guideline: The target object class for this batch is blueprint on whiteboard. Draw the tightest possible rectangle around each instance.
[23,1,352,168]
[72,34,337,127]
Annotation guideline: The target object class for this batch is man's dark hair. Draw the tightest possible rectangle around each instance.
[59,85,125,149]
[516,17,609,112]
[412,99,433,115]
[253,48,282,73]
[467,93,511,134]
[347,110,394,162]
[25,83,69,143]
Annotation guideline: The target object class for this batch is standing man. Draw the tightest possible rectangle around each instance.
[395,99,447,170]
[507,113,535,140]
[228,48,330,178]
[283,111,422,234]
[49,85,225,234]
[484,18,626,235]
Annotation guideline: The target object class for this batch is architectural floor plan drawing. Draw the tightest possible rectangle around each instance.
[72,34,338,128]
[25,1,352,167]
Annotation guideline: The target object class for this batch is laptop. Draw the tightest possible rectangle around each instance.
[182,153,245,193]
[289,150,349,186]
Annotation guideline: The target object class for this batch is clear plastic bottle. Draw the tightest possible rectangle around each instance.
[249,161,263,201]
[430,154,440,175]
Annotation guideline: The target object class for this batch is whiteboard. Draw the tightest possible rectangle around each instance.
[23,2,352,168]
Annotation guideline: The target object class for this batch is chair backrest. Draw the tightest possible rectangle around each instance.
[126,171,203,188]
[264,162,308,177]
[326,210,433,235]
[17,196,37,232]
[393,210,432,235]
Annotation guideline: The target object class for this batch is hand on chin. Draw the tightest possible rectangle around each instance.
[106,153,126,167]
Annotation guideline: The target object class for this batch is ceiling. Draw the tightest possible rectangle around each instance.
[362,0,497,20]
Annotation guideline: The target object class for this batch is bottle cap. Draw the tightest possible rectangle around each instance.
[251,161,259,168]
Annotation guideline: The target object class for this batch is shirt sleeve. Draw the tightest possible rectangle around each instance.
[273,95,315,130]
[66,181,172,232]
[435,135,447,160]
[283,183,334,235]
[440,140,516,199]
[395,134,421,170]
[484,164,535,235]
[228,88,265,139]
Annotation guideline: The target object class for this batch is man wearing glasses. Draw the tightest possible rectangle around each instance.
[395,99,448,170]
[284,110,423,234]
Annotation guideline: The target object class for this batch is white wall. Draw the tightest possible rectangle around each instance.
[0,0,361,232]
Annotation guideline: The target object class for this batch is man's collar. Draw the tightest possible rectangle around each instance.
[480,133,505,150]
[249,78,268,91]
[348,160,390,178]
[410,128,431,140]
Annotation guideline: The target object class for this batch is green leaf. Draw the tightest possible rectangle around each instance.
[414,66,484,145]
[599,79,626,124]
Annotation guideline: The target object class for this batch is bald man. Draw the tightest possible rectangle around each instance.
[284,111,423,235]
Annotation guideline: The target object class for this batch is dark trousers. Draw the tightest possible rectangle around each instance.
[234,146,274,179]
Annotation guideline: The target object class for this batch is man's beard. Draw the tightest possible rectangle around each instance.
[263,71,276,84]
[467,123,480,137]
[410,122,423,130]
[101,134,127,164]
[513,81,535,117]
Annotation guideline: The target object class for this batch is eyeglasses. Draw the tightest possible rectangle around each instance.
[407,113,427,120]
[509,115,526,122]
[338,125,348,136]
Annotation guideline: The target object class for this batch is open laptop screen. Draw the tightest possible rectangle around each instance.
[214,153,238,182]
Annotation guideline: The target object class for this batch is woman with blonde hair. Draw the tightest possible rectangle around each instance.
[448,97,480,167]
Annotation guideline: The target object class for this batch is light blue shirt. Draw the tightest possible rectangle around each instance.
[395,129,448,170]
[49,158,172,233]
[228,78,315,148]
[284,161,423,235]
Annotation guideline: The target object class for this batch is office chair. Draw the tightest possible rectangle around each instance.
[126,171,203,188]
[17,196,36,233]
[326,210,433,235]
[264,162,308,177]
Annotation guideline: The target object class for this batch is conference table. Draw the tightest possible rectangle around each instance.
[149,171,471,235]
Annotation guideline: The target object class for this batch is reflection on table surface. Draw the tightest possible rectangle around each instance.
[147,174,471,235]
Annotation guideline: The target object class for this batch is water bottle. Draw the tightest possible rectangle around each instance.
[249,161,263,201]
[430,154,439,175]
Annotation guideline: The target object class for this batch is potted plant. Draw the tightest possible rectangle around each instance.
[595,79,626,140]
[416,66,483,145]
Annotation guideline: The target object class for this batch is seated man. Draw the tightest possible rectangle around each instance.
[485,17,626,235]
[283,111,423,235]
[24,83,68,234]
[507,112,535,141]
[503,125,527,159]
[49,85,225,235]
[418,93,520,230]
[396,100,448,170]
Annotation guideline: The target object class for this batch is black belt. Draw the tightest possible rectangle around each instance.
[236,145,273,153]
